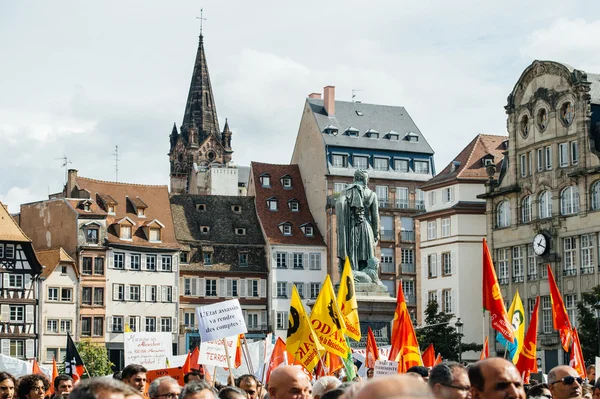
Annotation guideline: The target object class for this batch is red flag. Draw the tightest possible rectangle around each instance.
[422,344,435,368]
[434,353,442,365]
[547,265,573,351]
[516,296,540,381]
[569,328,586,378]
[182,351,192,374]
[65,333,85,379]
[234,334,243,368]
[483,239,514,343]
[365,327,380,369]
[315,352,344,377]
[479,337,489,360]
[388,284,422,369]
[265,338,294,383]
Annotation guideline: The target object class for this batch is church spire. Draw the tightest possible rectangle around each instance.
[181,34,220,145]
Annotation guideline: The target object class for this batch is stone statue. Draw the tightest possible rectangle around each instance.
[336,169,385,287]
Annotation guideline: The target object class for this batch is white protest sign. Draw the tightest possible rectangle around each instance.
[196,299,247,341]
[124,332,173,370]
[596,357,600,381]
[198,336,238,367]
[374,360,398,376]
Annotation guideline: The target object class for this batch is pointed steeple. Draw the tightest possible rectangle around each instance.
[169,122,178,151]
[222,118,232,150]
[182,35,220,145]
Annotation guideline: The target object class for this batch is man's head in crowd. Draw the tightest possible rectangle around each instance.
[121,365,147,394]
[54,375,74,396]
[408,366,431,383]
[429,362,470,399]
[268,366,312,399]
[313,376,341,399]
[148,377,181,399]
[469,358,526,399]
[588,367,596,384]
[592,379,600,399]
[355,374,433,399]
[180,381,217,399]
[527,383,551,399]
[548,365,583,399]
[236,375,258,399]
[218,387,247,399]
[185,372,203,385]
[0,373,16,399]
[17,374,50,399]
[70,378,138,399]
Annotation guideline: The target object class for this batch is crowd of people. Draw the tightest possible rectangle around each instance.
[0,359,597,399]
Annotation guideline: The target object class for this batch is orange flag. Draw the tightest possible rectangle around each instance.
[388,284,422,369]
[48,357,58,396]
[315,352,344,377]
[569,328,587,378]
[235,334,243,368]
[189,347,200,370]
[365,327,380,369]
[547,265,573,351]
[479,337,489,360]
[434,353,442,365]
[516,296,539,381]
[32,359,43,375]
[422,344,435,368]
[483,239,514,343]
[182,351,192,374]
[265,338,294,383]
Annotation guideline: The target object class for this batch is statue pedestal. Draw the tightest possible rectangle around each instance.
[353,284,397,348]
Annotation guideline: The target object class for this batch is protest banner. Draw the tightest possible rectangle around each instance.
[124,332,173,369]
[196,299,247,342]
[198,336,237,367]
[374,360,399,377]
[146,367,185,386]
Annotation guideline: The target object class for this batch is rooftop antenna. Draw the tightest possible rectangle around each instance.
[352,89,363,103]
[56,155,72,184]
[113,145,119,182]
[196,8,206,37]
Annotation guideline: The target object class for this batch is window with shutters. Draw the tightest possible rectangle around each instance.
[161,256,172,272]
[162,286,173,302]
[48,287,59,302]
[129,316,139,332]
[565,294,577,328]
[441,252,452,276]
[82,257,93,275]
[527,245,537,280]
[441,218,451,237]
[160,317,172,332]
[276,253,287,268]
[512,247,524,282]
[10,340,24,358]
[204,253,212,265]
[129,285,140,302]
[113,253,124,269]
[60,288,72,302]
[428,254,437,278]
[130,254,141,271]
[581,234,594,274]
[206,280,217,297]
[428,291,438,304]
[427,221,436,240]
[9,305,24,322]
[147,286,157,302]
[112,317,123,333]
[94,258,104,275]
[231,280,238,297]
[184,278,192,296]
[563,237,577,275]
[239,253,248,266]
[294,283,305,299]
[542,296,552,333]
[60,320,72,334]
[146,255,157,271]
[293,253,304,269]
[93,288,104,306]
[4,244,14,259]
[309,253,321,270]
[277,282,287,298]
[246,312,259,329]
[184,312,195,327]
[146,317,156,332]
[276,312,288,330]
[47,319,59,333]
[402,280,415,304]
[310,283,320,299]
[442,188,453,203]
[247,280,259,298]
[113,284,124,301]
[82,287,92,305]
[93,317,103,337]
[496,248,509,284]
[442,290,453,313]
[81,317,92,336]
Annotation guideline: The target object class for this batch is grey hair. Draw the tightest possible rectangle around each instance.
[148,376,179,399]
[181,381,218,399]
[70,377,137,399]
[429,362,466,388]
[313,376,342,398]
[218,386,248,399]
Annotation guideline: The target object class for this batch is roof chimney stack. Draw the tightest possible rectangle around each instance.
[323,86,335,116]
[66,169,78,198]
[308,92,322,99]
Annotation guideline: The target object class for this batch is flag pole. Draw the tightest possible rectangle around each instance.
[212,366,218,387]
[242,335,255,375]
[222,339,236,383]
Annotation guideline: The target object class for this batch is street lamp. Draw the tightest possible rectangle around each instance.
[594,301,600,357]
[456,318,464,363]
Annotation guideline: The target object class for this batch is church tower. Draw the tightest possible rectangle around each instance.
[169,33,234,194]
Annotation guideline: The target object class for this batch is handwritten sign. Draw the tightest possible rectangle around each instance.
[374,360,398,376]
[196,299,247,341]
[198,336,237,367]
[124,332,173,369]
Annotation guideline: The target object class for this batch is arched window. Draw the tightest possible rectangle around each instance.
[496,201,511,228]
[591,181,600,210]
[521,196,532,223]
[539,191,552,219]
[560,186,579,215]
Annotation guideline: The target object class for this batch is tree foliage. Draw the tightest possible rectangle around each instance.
[416,301,482,361]
[58,340,114,377]
[576,285,600,366]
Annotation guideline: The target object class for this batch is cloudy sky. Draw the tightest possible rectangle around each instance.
[2,1,600,212]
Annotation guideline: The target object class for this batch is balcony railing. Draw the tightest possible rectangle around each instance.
[401,231,415,242]
[581,267,594,275]
[179,324,199,334]
[563,268,577,276]
[380,262,395,273]
[512,275,524,283]
[380,229,395,241]
[406,295,416,305]
[527,273,538,281]
[246,323,268,331]
[401,263,416,273]
[498,277,509,285]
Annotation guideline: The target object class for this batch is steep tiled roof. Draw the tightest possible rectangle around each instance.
[250,162,326,246]
[36,248,78,279]
[420,134,507,189]
[74,177,178,249]
[0,202,31,242]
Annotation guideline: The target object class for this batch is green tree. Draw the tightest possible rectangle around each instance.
[576,285,600,366]
[58,340,114,377]
[416,301,482,361]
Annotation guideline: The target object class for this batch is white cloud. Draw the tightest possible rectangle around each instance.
[0,187,40,214]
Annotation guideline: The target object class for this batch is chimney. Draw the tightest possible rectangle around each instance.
[308,92,321,99]
[323,85,335,116]
[66,169,78,198]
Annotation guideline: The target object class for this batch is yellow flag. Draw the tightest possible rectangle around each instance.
[337,257,361,341]
[309,275,348,357]
[286,285,323,371]
[508,290,526,363]
[124,324,132,333]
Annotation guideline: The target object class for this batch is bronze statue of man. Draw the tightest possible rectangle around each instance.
[336,169,381,284]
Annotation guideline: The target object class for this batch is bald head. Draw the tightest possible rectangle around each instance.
[354,374,433,399]
[268,366,312,399]
[469,358,525,399]
[548,365,583,399]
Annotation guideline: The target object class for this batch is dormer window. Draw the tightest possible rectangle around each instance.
[232,205,242,213]
[196,204,206,211]
[83,202,91,212]
[116,217,135,241]
[355,110,363,116]
[482,155,494,167]
[387,131,400,140]
[323,125,339,135]
[180,252,189,263]
[137,208,145,217]
[235,228,246,236]
[365,129,379,139]
[200,226,210,234]
[414,160,430,174]
[127,196,148,217]
[84,224,99,244]
[108,205,115,214]
[345,127,359,137]
[289,200,300,212]
[149,227,161,242]
[300,223,314,237]
[373,157,389,171]
[404,132,419,142]
[267,197,278,211]
[121,225,132,240]
[143,219,165,243]
[260,174,271,188]
[450,161,462,172]
[279,222,292,236]
[353,156,368,169]
[281,176,292,189]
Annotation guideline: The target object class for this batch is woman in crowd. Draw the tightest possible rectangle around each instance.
[16,375,49,399]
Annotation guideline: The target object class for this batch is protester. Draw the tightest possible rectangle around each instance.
[69,378,139,399]
[147,377,181,399]
[527,383,551,399]
[112,373,122,381]
[429,362,470,399]
[320,389,345,399]
[121,365,147,394]
[236,375,259,399]
[180,381,218,399]
[407,373,425,383]
[268,366,312,399]
[0,372,16,399]
[354,374,433,399]
[593,379,600,399]
[54,375,74,397]
[583,384,593,399]
[218,387,247,399]
[408,366,431,383]
[365,369,374,380]
[588,367,596,385]
[313,377,341,399]
[16,375,49,399]
[184,372,203,384]
[469,358,526,399]
[548,366,583,399]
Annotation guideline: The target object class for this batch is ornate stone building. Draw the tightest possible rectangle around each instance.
[169,34,235,194]
[479,60,600,371]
